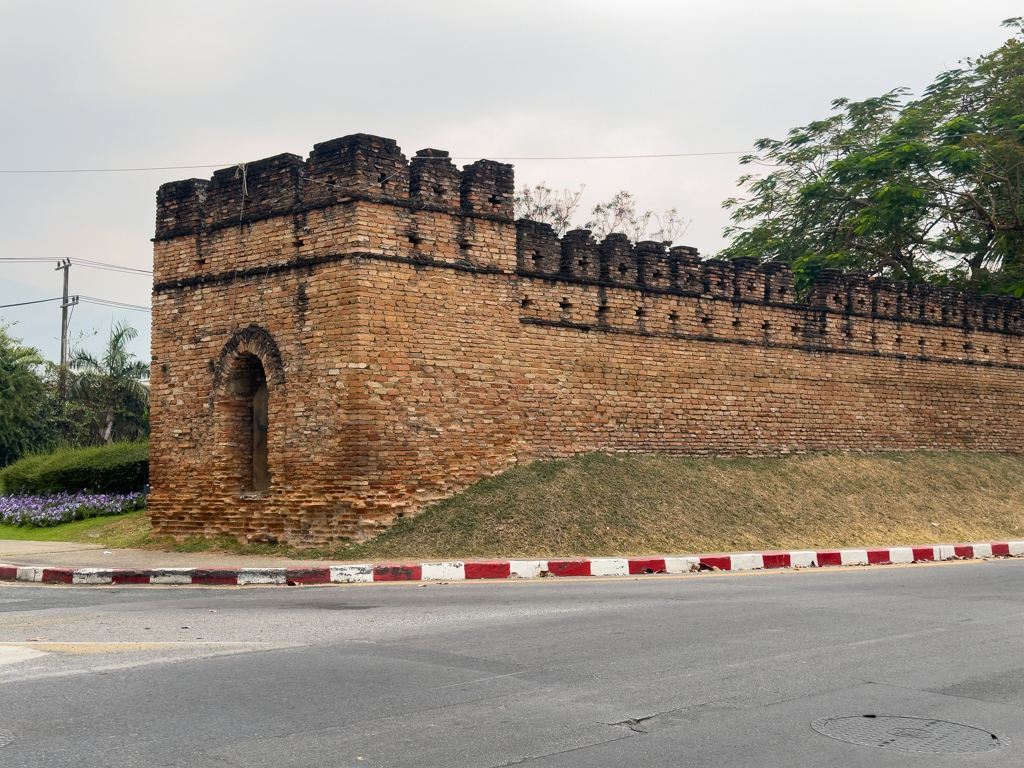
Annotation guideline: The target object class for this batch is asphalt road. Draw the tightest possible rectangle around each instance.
[1,560,1023,767]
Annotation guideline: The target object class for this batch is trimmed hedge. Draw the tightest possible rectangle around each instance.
[0,442,149,495]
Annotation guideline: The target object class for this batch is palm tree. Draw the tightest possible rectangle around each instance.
[68,321,150,445]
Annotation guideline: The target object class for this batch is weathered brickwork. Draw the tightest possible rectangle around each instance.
[149,133,1024,545]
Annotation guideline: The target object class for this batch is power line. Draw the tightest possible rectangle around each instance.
[0,257,152,276]
[0,296,63,309]
[79,296,150,313]
[0,129,1020,174]
[0,295,150,313]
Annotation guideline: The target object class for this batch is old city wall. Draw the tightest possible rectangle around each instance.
[513,223,1024,459]
[149,133,1024,545]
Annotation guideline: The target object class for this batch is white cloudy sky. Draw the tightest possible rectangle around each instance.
[0,0,1018,363]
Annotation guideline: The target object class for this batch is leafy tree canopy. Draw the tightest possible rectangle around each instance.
[721,18,1024,295]
[0,322,54,468]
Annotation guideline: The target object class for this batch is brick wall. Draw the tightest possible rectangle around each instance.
[148,134,1024,545]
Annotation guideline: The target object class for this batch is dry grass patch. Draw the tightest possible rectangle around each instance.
[335,451,1024,561]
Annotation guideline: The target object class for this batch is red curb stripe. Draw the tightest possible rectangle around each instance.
[867,549,891,565]
[286,567,331,584]
[112,570,151,584]
[373,564,422,581]
[41,568,74,584]
[192,569,240,585]
[817,551,842,567]
[628,558,667,574]
[464,561,511,580]
[954,545,974,559]
[912,547,935,562]
[0,565,17,581]
[761,553,791,569]
[700,556,732,571]
[548,560,591,577]
[992,542,1010,556]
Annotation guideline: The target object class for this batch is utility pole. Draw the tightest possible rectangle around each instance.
[55,259,78,396]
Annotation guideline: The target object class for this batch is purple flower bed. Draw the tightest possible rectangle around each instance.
[0,491,146,527]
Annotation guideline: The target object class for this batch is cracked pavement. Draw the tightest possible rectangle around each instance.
[1,560,1023,766]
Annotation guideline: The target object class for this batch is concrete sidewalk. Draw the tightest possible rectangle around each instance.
[0,540,336,569]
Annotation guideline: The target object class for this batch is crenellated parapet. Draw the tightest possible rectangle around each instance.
[153,134,515,241]
[515,226,1024,335]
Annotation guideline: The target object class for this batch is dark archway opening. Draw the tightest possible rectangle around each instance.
[228,353,272,492]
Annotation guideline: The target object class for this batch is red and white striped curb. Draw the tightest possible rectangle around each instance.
[1,541,1022,586]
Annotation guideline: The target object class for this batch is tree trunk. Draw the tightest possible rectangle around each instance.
[103,411,114,445]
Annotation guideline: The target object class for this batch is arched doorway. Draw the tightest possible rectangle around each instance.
[227,353,272,491]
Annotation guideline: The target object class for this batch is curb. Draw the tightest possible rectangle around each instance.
[2,541,1023,586]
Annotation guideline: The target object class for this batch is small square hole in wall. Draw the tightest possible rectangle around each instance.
[520,297,533,309]
[635,307,646,319]
[379,172,390,188]
[963,342,973,351]
[701,316,713,325]
[918,338,926,348]
[983,345,990,354]
[196,258,206,266]
[669,312,679,324]
[761,321,771,331]
[560,299,573,312]
[596,305,609,320]
[833,294,842,304]
[941,340,948,349]
[618,263,629,276]
[732,318,741,327]
[1005,346,1010,356]
[433,186,444,196]
[895,335,903,345]
[791,324,801,334]
[846,329,855,339]
[578,258,589,271]
[489,194,501,205]
[459,242,472,252]
[652,270,663,280]
[408,235,422,246]
[871,332,879,345]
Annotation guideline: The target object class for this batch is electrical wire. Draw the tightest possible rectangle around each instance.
[0,297,64,309]
[0,129,1020,174]
[78,296,150,313]
[0,257,152,275]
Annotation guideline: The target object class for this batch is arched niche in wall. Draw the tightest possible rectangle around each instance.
[213,326,285,494]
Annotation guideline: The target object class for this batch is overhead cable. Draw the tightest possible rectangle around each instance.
[0,297,64,309]
[0,129,1019,174]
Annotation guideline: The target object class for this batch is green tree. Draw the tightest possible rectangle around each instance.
[721,18,1024,294]
[66,321,150,445]
[0,323,54,467]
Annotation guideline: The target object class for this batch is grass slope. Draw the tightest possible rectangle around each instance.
[4,452,1023,560]
[340,451,1024,560]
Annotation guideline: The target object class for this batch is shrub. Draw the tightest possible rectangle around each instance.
[0,442,149,495]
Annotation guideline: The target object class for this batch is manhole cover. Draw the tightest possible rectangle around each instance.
[812,715,1008,754]
[0,729,13,748]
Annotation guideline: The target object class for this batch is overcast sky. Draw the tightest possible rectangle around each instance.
[0,0,1019,364]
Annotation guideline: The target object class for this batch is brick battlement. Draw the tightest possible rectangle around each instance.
[154,136,514,242]
[516,220,1024,336]
[148,134,1024,546]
